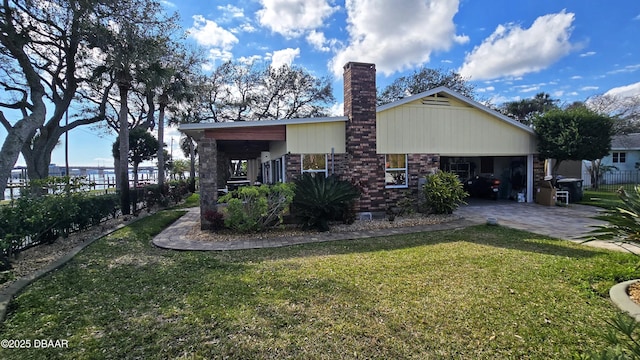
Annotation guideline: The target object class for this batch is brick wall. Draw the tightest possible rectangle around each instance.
[384,153,440,209]
[343,62,386,213]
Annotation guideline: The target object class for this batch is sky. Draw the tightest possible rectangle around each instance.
[6,0,640,168]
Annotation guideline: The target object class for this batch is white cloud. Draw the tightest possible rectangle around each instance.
[307,30,331,52]
[608,64,640,75]
[605,82,640,98]
[520,86,539,93]
[330,0,468,77]
[580,86,599,91]
[553,90,564,98]
[571,75,582,80]
[233,23,257,34]
[160,1,175,8]
[188,15,238,49]
[201,48,235,71]
[328,102,344,116]
[458,11,575,81]
[476,86,495,93]
[217,4,245,20]
[580,51,596,57]
[270,48,301,68]
[257,0,339,38]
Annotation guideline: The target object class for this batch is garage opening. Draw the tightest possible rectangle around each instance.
[440,156,527,201]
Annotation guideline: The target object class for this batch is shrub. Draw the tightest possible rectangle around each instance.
[588,185,640,248]
[292,174,360,232]
[218,183,295,233]
[422,171,468,214]
[0,193,119,260]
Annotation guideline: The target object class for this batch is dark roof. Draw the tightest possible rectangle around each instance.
[612,133,640,150]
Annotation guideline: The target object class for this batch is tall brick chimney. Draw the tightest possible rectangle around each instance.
[343,62,385,213]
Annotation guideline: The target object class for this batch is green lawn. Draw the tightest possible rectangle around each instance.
[579,190,623,209]
[1,210,639,359]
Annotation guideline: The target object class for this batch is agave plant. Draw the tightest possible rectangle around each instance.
[292,173,360,231]
[587,185,640,246]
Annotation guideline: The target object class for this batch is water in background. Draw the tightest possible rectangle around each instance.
[3,167,158,201]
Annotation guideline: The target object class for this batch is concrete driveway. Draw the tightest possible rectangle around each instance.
[454,200,640,254]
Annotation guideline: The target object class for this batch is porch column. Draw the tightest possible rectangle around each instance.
[198,137,217,230]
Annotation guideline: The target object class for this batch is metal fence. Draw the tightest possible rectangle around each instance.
[583,170,640,192]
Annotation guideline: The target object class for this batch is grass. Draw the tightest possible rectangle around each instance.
[1,211,639,359]
[579,190,623,209]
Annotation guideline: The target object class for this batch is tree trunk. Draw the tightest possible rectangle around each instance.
[21,122,64,195]
[133,162,139,188]
[0,120,41,196]
[157,94,167,193]
[118,76,131,215]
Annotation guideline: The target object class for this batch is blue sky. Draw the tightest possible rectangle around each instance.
[7,0,640,167]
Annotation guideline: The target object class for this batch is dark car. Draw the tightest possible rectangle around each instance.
[464,174,500,200]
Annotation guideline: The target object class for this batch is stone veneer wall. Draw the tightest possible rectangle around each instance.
[343,62,386,213]
[198,137,218,229]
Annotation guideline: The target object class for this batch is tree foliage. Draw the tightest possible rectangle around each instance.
[112,127,159,187]
[586,93,640,135]
[534,107,613,174]
[0,0,114,195]
[193,61,335,123]
[377,67,475,106]
[88,0,179,214]
[500,92,560,126]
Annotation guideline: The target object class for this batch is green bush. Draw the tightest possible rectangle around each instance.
[0,193,119,260]
[423,171,468,214]
[218,183,294,233]
[292,174,360,232]
[588,185,640,248]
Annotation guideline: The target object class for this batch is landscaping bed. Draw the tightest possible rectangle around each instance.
[187,213,459,242]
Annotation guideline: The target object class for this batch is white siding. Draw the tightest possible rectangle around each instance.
[286,122,346,154]
[377,104,536,155]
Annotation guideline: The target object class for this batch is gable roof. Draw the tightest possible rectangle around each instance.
[611,133,640,150]
[376,86,535,135]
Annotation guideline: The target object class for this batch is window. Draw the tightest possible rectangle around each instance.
[613,152,626,163]
[302,154,327,176]
[385,154,408,188]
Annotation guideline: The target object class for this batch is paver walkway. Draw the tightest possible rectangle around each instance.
[153,201,640,254]
[456,200,640,254]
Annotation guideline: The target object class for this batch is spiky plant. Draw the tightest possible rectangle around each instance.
[292,173,360,231]
[588,185,640,246]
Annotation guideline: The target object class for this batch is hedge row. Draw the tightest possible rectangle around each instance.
[0,193,119,261]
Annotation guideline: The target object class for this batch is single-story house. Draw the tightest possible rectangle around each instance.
[180,62,544,229]
[601,133,640,172]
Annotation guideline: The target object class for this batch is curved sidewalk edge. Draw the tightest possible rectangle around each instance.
[0,214,151,323]
[152,208,477,251]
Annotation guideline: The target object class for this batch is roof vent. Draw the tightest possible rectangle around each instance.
[422,94,450,106]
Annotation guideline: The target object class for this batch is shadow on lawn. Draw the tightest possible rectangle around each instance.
[210,224,606,263]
